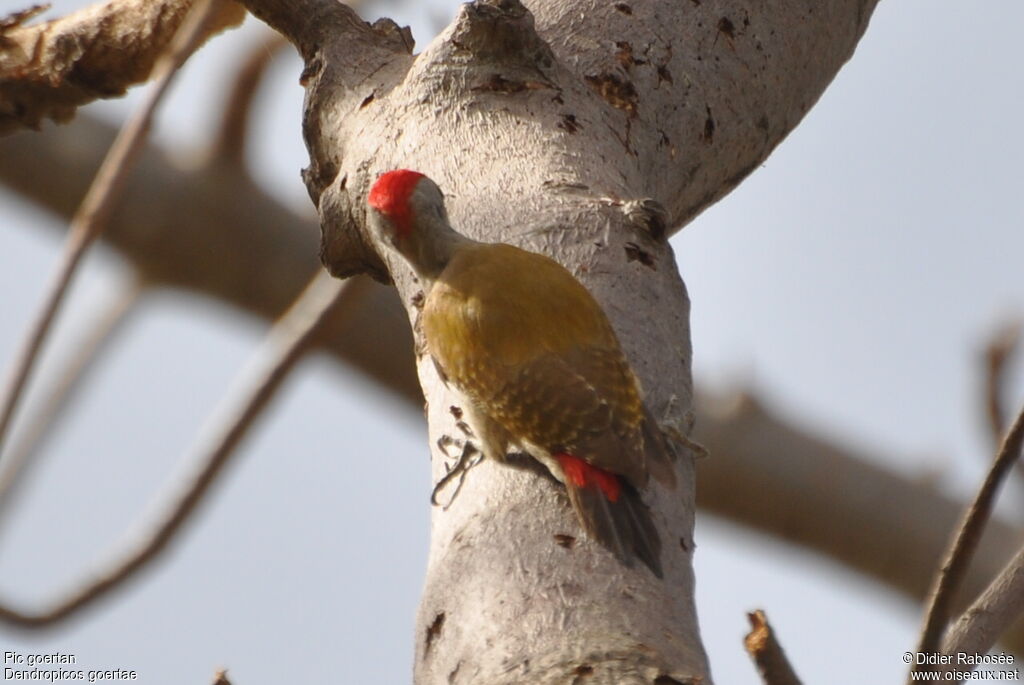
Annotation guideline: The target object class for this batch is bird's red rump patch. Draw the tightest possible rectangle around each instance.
[368,169,425,238]
[555,453,621,502]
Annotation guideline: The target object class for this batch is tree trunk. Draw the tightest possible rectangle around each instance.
[237,0,880,681]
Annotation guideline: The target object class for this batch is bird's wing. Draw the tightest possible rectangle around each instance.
[488,345,652,487]
[423,243,673,488]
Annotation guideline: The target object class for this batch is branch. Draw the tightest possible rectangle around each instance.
[694,391,1024,654]
[982,320,1020,446]
[235,0,890,677]
[526,0,881,233]
[0,114,420,399]
[0,0,245,135]
[980,321,1024,492]
[239,0,414,279]
[0,271,349,627]
[744,610,803,685]
[0,277,143,530]
[941,541,1024,672]
[11,0,1024,657]
[7,115,1024,653]
[208,28,288,167]
[0,0,231,466]
[235,0,361,60]
[911,405,1024,679]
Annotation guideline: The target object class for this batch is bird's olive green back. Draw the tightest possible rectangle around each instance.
[422,243,649,485]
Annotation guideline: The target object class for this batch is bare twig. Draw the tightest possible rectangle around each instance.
[744,609,803,685]
[695,391,1024,648]
[0,277,144,526]
[0,270,348,627]
[10,119,1024,651]
[0,0,245,134]
[210,30,289,167]
[0,113,419,400]
[983,320,1021,445]
[0,0,227,461]
[941,541,1024,671]
[210,0,367,165]
[911,404,1024,679]
[0,4,49,31]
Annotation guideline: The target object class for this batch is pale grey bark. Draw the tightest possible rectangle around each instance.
[8,115,1024,657]
[235,0,879,682]
[0,0,886,678]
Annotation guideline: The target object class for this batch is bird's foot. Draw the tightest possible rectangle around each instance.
[431,440,483,509]
[664,425,710,460]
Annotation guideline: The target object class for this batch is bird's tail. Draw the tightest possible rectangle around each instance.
[556,453,663,578]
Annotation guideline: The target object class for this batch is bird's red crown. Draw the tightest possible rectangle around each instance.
[368,169,425,238]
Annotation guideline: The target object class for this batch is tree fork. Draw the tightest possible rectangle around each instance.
[237,0,881,681]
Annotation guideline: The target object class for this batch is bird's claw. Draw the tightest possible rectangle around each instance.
[431,441,482,509]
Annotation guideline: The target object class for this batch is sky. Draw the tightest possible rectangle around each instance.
[0,0,1022,683]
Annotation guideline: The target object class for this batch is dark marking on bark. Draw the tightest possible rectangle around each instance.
[624,242,656,269]
[542,179,590,191]
[658,129,676,160]
[615,41,633,68]
[613,2,632,14]
[455,419,474,437]
[757,115,770,132]
[654,676,687,685]
[554,533,576,548]
[656,64,673,85]
[680,537,689,551]
[623,198,669,240]
[425,612,445,656]
[615,41,645,68]
[701,106,715,144]
[447,661,461,683]
[558,113,580,133]
[449,405,464,420]
[411,291,425,308]
[585,73,638,117]
[473,74,549,94]
[359,93,375,108]
[337,174,347,190]
[572,664,594,682]
[717,16,735,38]
[689,0,701,5]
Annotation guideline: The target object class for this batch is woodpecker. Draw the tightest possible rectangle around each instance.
[367,169,676,577]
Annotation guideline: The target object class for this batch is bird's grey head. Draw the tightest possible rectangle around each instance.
[367,169,462,281]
